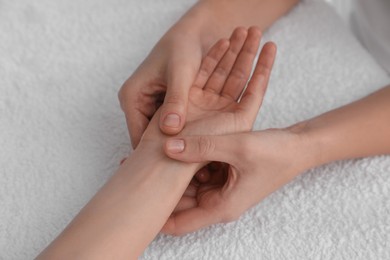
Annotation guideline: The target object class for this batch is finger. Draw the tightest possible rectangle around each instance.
[239,42,277,121]
[221,27,262,101]
[192,39,230,89]
[203,27,248,94]
[173,196,197,213]
[164,135,242,165]
[161,208,221,236]
[183,183,198,197]
[160,60,198,135]
[118,84,151,148]
[194,166,211,183]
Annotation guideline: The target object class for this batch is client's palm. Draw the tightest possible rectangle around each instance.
[183,28,268,136]
[142,27,275,143]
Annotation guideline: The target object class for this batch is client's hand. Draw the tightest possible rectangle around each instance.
[162,129,312,235]
[139,27,276,147]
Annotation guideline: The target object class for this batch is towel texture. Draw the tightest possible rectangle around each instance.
[0,0,389,259]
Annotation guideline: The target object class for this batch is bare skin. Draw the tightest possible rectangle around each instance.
[37,28,277,260]
[119,0,298,147]
[162,85,390,235]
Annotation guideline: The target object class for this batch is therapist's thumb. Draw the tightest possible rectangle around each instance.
[164,135,242,164]
[159,64,196,135]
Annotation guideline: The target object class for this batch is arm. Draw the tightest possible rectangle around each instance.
[37,143,198,259]
[37,28,277,259]
[119,0,298,147]
[172,0,299,51]
[162,84,390,235]
[294,85,390,166]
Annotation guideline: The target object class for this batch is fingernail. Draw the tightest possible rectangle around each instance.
[163,113,180,128]
[166,139,185,153]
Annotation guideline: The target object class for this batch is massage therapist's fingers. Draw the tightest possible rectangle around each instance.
[203,27,248,94]
[164,135,243,165]
[118,81,151,148]
[194,166,211,183]
[192,39,230,89]
[161,208,220,236]
[173,196,197,213]
[239,42,276,121]
[221,27,262,100]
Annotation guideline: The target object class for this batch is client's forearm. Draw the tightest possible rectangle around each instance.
[37,142,199,259]
[171,0,299,51]
[292,85,390,169]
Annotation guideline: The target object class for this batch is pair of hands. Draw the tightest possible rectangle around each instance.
[120,27,301,235]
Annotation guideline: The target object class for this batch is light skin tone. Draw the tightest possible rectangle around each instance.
[37,28,277,259]
[161,85,390,235]
[117,0,390,235]
[37,0,390,257]
[118,0,299,147]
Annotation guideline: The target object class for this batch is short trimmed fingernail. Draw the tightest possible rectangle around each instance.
[163,113,181,128]
[166,139,185,153]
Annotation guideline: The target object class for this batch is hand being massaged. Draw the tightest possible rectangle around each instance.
[122,27,278,235]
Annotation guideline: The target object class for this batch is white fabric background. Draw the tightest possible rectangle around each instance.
[1,0,389,259]
[325,0,354,22]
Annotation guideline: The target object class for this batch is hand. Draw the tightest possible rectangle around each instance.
[137,26,277,235]
[118,28,203,148]
[161,129,313,236]
[139,27,276,148]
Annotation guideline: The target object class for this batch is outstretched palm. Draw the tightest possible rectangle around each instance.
[141,27,276,142]
[182,28,274,136]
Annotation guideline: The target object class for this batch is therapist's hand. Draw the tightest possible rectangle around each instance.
[118,30,203,148]
[162,129,315,236]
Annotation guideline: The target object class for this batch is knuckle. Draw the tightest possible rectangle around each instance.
[198,66,210,78]
[243,44,259,56]
[214,66,229,78]
[164,92,185,106]
[197,136,215,160]
[230,67,247,81]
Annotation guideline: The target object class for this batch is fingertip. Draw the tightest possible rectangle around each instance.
[159,112,184,135]
[165,138,185,154]
[217,38,230,49]
[195,167,211,183]
[248,26,262,37]
[160,219,176,236]
[233,26,248,35]
[264,41,277,55]
[230,27,248,43]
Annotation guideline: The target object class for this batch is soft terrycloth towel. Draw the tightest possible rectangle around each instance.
[0,0,389,259]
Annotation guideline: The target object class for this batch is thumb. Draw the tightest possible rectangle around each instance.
[159,63,195,135]
[164,134,243,164]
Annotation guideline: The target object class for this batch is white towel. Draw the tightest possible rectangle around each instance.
[0,0,389,259]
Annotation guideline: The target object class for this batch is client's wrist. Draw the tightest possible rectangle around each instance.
[284,121,325,174]
[134,137,202,174]
[168,1,227,53]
